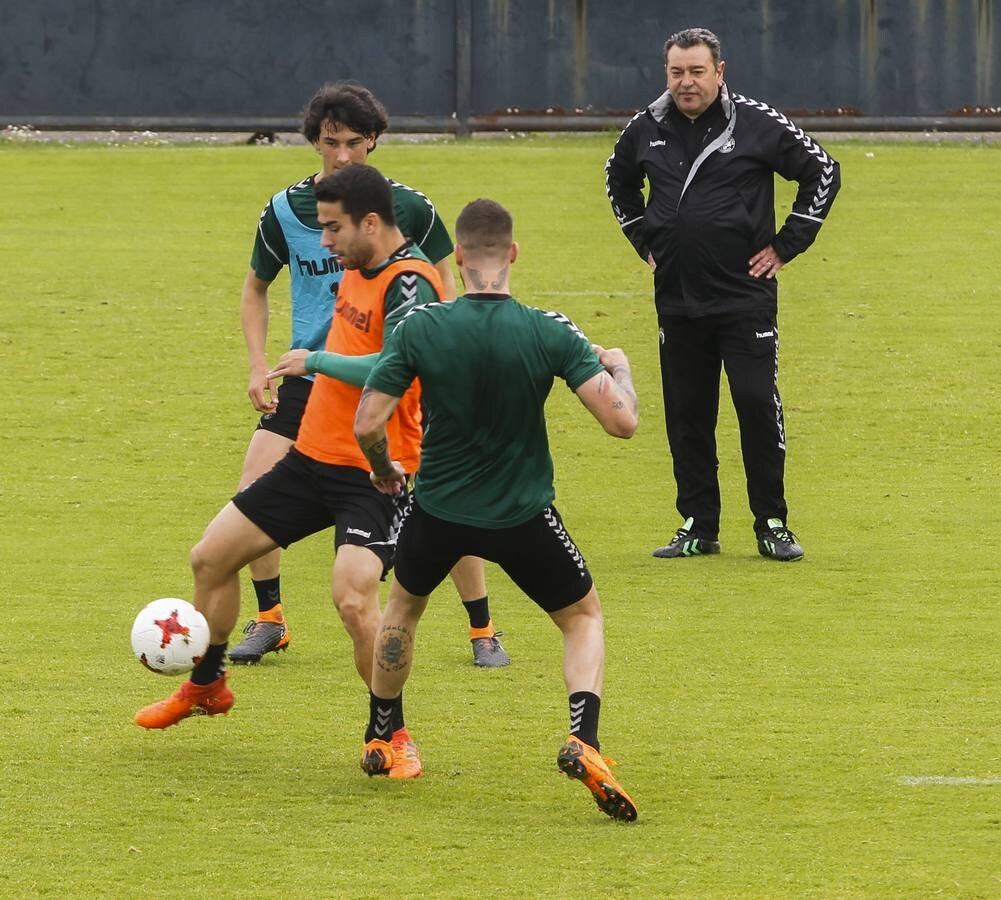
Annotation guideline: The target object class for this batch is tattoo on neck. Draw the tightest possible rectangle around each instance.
[464,265,507,292]
[465,267,488,290]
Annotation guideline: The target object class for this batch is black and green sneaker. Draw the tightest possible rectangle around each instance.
[652,517,721,558]
[757,518,805,561]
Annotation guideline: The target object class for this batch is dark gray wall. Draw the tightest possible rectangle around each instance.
[1,0,998,126]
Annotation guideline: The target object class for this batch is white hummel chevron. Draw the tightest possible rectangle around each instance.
[537,309,588,342]
[730,91,837,220]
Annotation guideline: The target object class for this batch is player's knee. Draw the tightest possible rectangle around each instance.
[332,586,379,633]
[190,534,237,585]
[189,539,216,581]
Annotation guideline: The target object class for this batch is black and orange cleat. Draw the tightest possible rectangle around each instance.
[360,738,394,776]
[557,736,637,822]
[134,674,234,730]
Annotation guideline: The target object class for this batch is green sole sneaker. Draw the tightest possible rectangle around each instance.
[757,518,805,561]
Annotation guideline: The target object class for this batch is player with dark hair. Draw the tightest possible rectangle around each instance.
[234,81,507,667]
[606,27,840,561]
[353,198,640,820]
[135,165,468,778]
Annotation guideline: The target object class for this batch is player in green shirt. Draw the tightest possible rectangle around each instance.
[232,82,507,669]
[353,199,640,821]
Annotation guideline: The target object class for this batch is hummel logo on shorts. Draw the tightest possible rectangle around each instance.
[755,330,774,339]
[346,527,372,538]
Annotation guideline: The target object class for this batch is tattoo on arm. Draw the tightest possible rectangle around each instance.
[361,435,394,478]
[611,364,638,413]
[356,388,395,477]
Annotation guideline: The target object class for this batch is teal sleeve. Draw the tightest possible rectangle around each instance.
[305,351,381,387]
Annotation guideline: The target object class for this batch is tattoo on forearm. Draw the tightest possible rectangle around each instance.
[376,624,413,672]
[357,388,395,476]
[611,364,638,413]
[361,435,394,477]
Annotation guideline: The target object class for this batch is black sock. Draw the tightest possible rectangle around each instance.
[191,643,227,685]
[252,576,281,614]
[462,596,490,630]
[392,693,405,733]
[569,691,601,751]
[366,692,401,742]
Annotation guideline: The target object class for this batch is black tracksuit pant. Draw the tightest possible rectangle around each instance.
[658,310,788,539]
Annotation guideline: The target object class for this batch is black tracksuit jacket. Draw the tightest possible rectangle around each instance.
[605,84,840,317]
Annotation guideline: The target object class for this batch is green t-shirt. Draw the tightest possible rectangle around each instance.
[366,293,604,528]
[250,176,453,282]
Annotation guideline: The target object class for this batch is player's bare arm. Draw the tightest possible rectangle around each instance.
[241,268,277,412]
[577,346,639,438]
[354,386,407,494]
[434,257,458,300]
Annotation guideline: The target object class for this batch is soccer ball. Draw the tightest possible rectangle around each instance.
[131,597,210,675]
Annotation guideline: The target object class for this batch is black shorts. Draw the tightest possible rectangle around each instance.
[393,500,593,613]
[256,376,312,440]
[231,447,404,577]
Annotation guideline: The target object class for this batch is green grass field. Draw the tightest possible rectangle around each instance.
[1,133,999,898]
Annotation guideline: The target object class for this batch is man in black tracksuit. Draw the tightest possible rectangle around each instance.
[605,27,840,561]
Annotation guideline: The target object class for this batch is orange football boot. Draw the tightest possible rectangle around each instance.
[388,727,423,779]
[557,735,637,822]
[134,674,234,730]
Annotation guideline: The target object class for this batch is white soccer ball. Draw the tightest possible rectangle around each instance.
[131,597,210,676]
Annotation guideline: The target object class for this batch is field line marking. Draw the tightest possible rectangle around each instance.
[898,776,1001,785]
[532,291,636,298]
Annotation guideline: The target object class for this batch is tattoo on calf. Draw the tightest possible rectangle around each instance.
[376,624,412,672]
